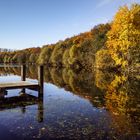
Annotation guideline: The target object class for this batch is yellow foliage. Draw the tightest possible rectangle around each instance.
[107,4,140,68]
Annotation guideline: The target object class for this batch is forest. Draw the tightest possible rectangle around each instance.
[0,4,140,72]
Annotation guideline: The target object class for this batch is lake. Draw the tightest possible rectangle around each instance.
[0,65,139,140]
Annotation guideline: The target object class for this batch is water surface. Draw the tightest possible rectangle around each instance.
[0,65,139,140]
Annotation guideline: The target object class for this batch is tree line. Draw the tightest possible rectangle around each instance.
[0,4,140,72]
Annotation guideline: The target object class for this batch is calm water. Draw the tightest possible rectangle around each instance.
[0,65,139,140]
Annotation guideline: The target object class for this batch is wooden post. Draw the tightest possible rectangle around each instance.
[21,65,26,81]
[38,65,44,95]
[37,96,44,122]
[0,89,5,99]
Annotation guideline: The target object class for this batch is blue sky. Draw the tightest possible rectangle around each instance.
[0,0,140,50]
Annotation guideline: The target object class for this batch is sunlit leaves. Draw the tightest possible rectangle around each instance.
[107,4,140,69]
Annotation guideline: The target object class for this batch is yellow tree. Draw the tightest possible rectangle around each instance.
[95,49,114,69]
[107,4,140,69]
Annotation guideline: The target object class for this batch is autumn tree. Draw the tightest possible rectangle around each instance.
[49,42,67,67]
[107,4,140,69]
[91,23,111,51]
[38,45,54,65]
[95,49,115,69]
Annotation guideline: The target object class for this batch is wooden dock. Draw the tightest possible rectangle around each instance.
[0,81,39,90]
[0,65,44,122]
[0,65,44,95]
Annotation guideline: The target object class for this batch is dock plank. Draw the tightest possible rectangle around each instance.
[0,81,39,90]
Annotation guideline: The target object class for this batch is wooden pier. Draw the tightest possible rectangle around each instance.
[0,81,39,89]
[0,65,44,96]
[0,65,44,122]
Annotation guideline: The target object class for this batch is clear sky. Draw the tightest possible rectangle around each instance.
[0,0,140,50]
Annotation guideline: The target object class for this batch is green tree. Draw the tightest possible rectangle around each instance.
[38,45,54,65]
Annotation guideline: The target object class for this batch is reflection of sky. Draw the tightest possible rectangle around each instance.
[0,74,113,139]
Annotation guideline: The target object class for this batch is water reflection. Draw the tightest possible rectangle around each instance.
[0,88,44,123]
[0,65,139,139]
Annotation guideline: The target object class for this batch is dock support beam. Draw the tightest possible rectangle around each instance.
[20,65,44,96]
[21,65,26,81]
[21,65,26,93]
[38,65,44,96]
[37,96,44,122]
[38,65,44,122]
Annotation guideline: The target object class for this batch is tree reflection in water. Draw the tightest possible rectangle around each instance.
[0,65,139,139]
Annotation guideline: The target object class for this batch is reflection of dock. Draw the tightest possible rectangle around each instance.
[0,91,44,123]
[0,93,38,110]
